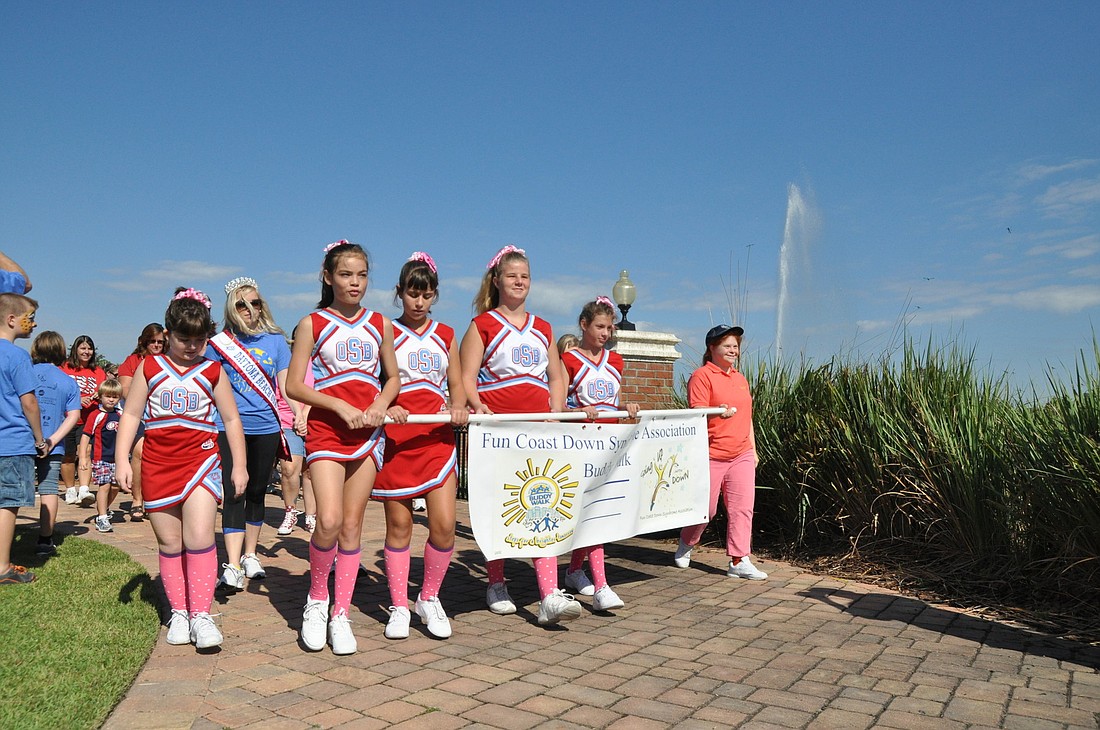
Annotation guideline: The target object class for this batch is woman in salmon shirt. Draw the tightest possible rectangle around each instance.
[673,324,767,580]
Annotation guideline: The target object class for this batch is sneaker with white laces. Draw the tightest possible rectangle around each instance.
[486,582,516,615]
[241,553,266,579]
[564,569,595,596]
[94,514,113,533]
[166,609,191,645]
[328,611,357,655]
[189,612,223,649]
[727,557,768,580]
[64,487,78,505]
[77,485,95,507]
[384,605,411,639]
[415,593,452,639]
[304,514,316,533]
[277,507,299,535]
[538,588,582,625]
[216,563,245,592]
[300,597,329,651]
[673,539,693,568]
[592,584,625,611]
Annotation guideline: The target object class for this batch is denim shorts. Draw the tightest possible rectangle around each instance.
[35,455,62,495]
[0,455,35,509]
[282,428,306,459]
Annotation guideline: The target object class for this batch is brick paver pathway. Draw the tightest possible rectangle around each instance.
[40,494,1100,729]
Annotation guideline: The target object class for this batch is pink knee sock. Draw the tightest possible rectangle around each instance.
[568,547,587,573]
[487,558,505,585]
[533,556,558,600]
[384,544,410,608]
[185,544,217,616]
[158,550,188,613]
[308,539,338,602]
[332,547,361,617]
[588,545,608,590]
[420,540,453,600]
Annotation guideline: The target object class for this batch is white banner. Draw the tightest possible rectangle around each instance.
[467,412,713,559]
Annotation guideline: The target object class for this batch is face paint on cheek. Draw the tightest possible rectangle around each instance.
[19,312,36,335]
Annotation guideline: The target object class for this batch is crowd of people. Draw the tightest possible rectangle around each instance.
[0,243,764,656]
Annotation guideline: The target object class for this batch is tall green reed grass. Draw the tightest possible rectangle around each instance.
[687,338,1100,616]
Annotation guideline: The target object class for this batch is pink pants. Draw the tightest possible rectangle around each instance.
[679,451,756,558]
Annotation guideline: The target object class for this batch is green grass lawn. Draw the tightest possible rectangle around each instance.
[0,528,160,730]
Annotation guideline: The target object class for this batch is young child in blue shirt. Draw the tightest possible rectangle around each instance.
[31,331,81,554]
[0,293,48,584]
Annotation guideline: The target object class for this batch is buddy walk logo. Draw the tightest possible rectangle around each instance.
[501,458,577,549]
[643,447,691,512]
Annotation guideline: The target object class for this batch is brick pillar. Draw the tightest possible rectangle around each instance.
[611,330,683,410]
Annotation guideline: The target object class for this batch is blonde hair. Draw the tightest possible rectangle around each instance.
[556,334,579,355]
[472,249,529,315]
[224,284,284,337]
[0,292,37,318]
[97,378,123,399]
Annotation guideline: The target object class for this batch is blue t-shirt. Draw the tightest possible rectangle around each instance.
[0,270,27,295]
[206,331,290,435]
[0,340,37,456]
[33,362,80,456]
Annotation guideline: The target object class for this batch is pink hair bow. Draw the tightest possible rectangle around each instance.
[323,239,351,254]
[595,295,614,308]
[486,244,526,271]
[408,251,437,273]
[174,288,212,309]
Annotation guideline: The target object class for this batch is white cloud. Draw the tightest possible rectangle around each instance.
[1026,234,1100,260]
[1037,177,1100,220]
[103,260,240,292]
[994,284,1100,314]
[1017,159,1099,183]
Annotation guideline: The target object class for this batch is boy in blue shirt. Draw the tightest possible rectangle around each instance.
[0,293,48,584]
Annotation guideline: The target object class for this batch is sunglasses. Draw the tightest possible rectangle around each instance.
[149,339,165,345]
[235,298,263,311]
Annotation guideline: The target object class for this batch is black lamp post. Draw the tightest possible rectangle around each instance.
[612,270,637,331]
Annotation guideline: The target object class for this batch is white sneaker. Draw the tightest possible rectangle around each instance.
[166,609,191,645]
[415,594,452,639]
[64,487,78,505]
[216,563,245,592]
[727,557,768,580]
[77,485,95,507]
[385,606,411,639]
[189,612,223,649]
[300,597,329,651]
[673,540,692,568]
[277,507,299,535]
[486,582,516,615]
[328,611,357,655]
[94,514,113,533]
[241,553,266,579]
[592,585,625,611]
[304,514,316,533]
[564,569,595,596]
[538,589,582,625]
[412,498,427,512]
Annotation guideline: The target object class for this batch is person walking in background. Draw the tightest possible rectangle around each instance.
[115,288,248,650]
[206,277,293,592]
[60,335,106,507]
[117,323,166,521]
[460,245,581,626]
[374,252,467,640]
[561,296,639,611]
[30,331,80,554]
[0,250,31,294]
[673,324,767,580]
[80,379,126,534]
[286,240,401,656]
[0,293,47,584]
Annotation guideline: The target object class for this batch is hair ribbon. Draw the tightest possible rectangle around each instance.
[486,244,526,271]
[408,251,437,273]
[173,288,212,309]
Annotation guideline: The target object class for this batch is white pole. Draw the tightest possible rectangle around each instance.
[388,407,729,425]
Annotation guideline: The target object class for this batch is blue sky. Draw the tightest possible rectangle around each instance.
[3,3,1098,391]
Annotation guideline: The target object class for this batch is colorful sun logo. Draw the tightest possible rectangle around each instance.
[501,458,577,533]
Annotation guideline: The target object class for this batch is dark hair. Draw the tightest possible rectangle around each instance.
[31,331,66,365]
[165,288,216,339]
[132,323,166,356]
[578,299,616,328]
[66,335,97,370]
[393,258,439,306]
[318,241,369,308]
